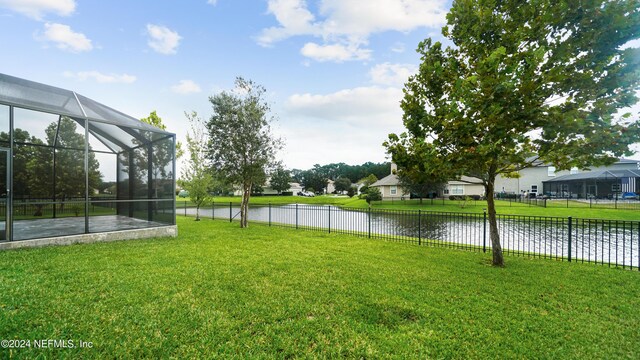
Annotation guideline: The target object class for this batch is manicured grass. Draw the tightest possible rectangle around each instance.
[366,199,640,220]
[1,218,639,358]
[178,194,364,206]
[179,195,640,220]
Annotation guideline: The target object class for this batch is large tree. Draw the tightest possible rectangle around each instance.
[269,166,292,194]
[300,167,328,194]
[334,177,352,194]
[385,0,640,266]
[182,111,214,221]
[396,158,448,203]
[207,77,282,228]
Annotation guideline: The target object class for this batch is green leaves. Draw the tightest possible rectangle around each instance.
[386,0,640,266]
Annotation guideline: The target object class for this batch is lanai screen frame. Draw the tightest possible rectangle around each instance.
[0,73,176,242]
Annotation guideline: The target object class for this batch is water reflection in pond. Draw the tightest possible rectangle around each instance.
[184,204,639,268]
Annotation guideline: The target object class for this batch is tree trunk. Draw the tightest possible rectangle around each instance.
[240,182,251,228]
[485,177,504,266]
[195,205,200,221]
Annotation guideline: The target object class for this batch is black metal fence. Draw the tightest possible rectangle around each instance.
[497,196,640,210]
[179,202,640,270]
[368,196,640,210]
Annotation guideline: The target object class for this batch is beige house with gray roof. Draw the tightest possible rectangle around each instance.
[370,163,410,200]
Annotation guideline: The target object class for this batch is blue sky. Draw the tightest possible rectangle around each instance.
[0,0,455,174]
[0,0,638,178]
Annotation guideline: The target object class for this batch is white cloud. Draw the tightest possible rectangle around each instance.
[0,0,75,20]
[280,86,405,168]
[64,71,136,83]
[621,38,640,50]
[171,80,202,94]
[300,42,371,62]
[369,63,417,86]
[258,0,448,62]
[256,0,318,46]
[40,22,92,52]
[146,24,181,55]
[286,86,403,127]
[391,42,405,53]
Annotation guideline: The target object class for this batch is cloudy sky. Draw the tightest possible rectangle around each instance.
[0,0,637,177]
[0,0,455,173]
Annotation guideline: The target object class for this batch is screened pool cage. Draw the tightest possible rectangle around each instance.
[0,73,176,242]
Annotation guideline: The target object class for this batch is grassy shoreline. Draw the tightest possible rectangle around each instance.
[1,217,639,358]
[177,195,640,221]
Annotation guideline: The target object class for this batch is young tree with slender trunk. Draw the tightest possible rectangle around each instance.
[182,111,213,221]
[206,77,282,228]
[385,0,640,266]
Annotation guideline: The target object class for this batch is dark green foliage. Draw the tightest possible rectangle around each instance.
[347,186,356,198]
[206,77,282,227]
[300,167,328,193]
[365,187,382,205]
[270,166,292,194]
[334,177,352,194]
[385,0,640,266]
[292,162,389,183]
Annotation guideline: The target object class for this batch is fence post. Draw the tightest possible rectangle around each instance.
[483,209,487,253]
[368,207,371,238]
[229,202,232,223]
[295,203,298,229]
[269,202,271,227]
[418,209,421,246]
[328,205,331,233]
[212,201,215,220]
[567,216,572,262]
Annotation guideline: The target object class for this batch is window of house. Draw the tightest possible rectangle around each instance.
[547,166,556,176]
[390,186,397,195]
[531,185,538,193]
[450,185,464,195]
[612,183,621,192]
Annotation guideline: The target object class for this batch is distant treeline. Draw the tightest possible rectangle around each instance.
[291,162,390,185]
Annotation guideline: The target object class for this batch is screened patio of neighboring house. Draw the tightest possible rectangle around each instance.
[542,169,640,199]
[0,73,176,242]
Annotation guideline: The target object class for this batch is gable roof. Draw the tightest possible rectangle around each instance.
[371,174,400,187]
[544,169,640,182]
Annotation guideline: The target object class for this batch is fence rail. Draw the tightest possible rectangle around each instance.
[180,202,640,271]
[363,196,640,210]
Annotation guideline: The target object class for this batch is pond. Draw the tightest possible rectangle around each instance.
[183,203,640,269]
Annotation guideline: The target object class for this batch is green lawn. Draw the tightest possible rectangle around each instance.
[366,199,640,220]
[1,217,638,358]
[178,194,362,206]
[178,195,640,220]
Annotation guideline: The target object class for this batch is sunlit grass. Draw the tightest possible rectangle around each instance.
[178,195,640,221]
[0,217,638,358]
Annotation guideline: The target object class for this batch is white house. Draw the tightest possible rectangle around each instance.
[443,176,484,197]
[494,158,640,198]
[370,163,411,200]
